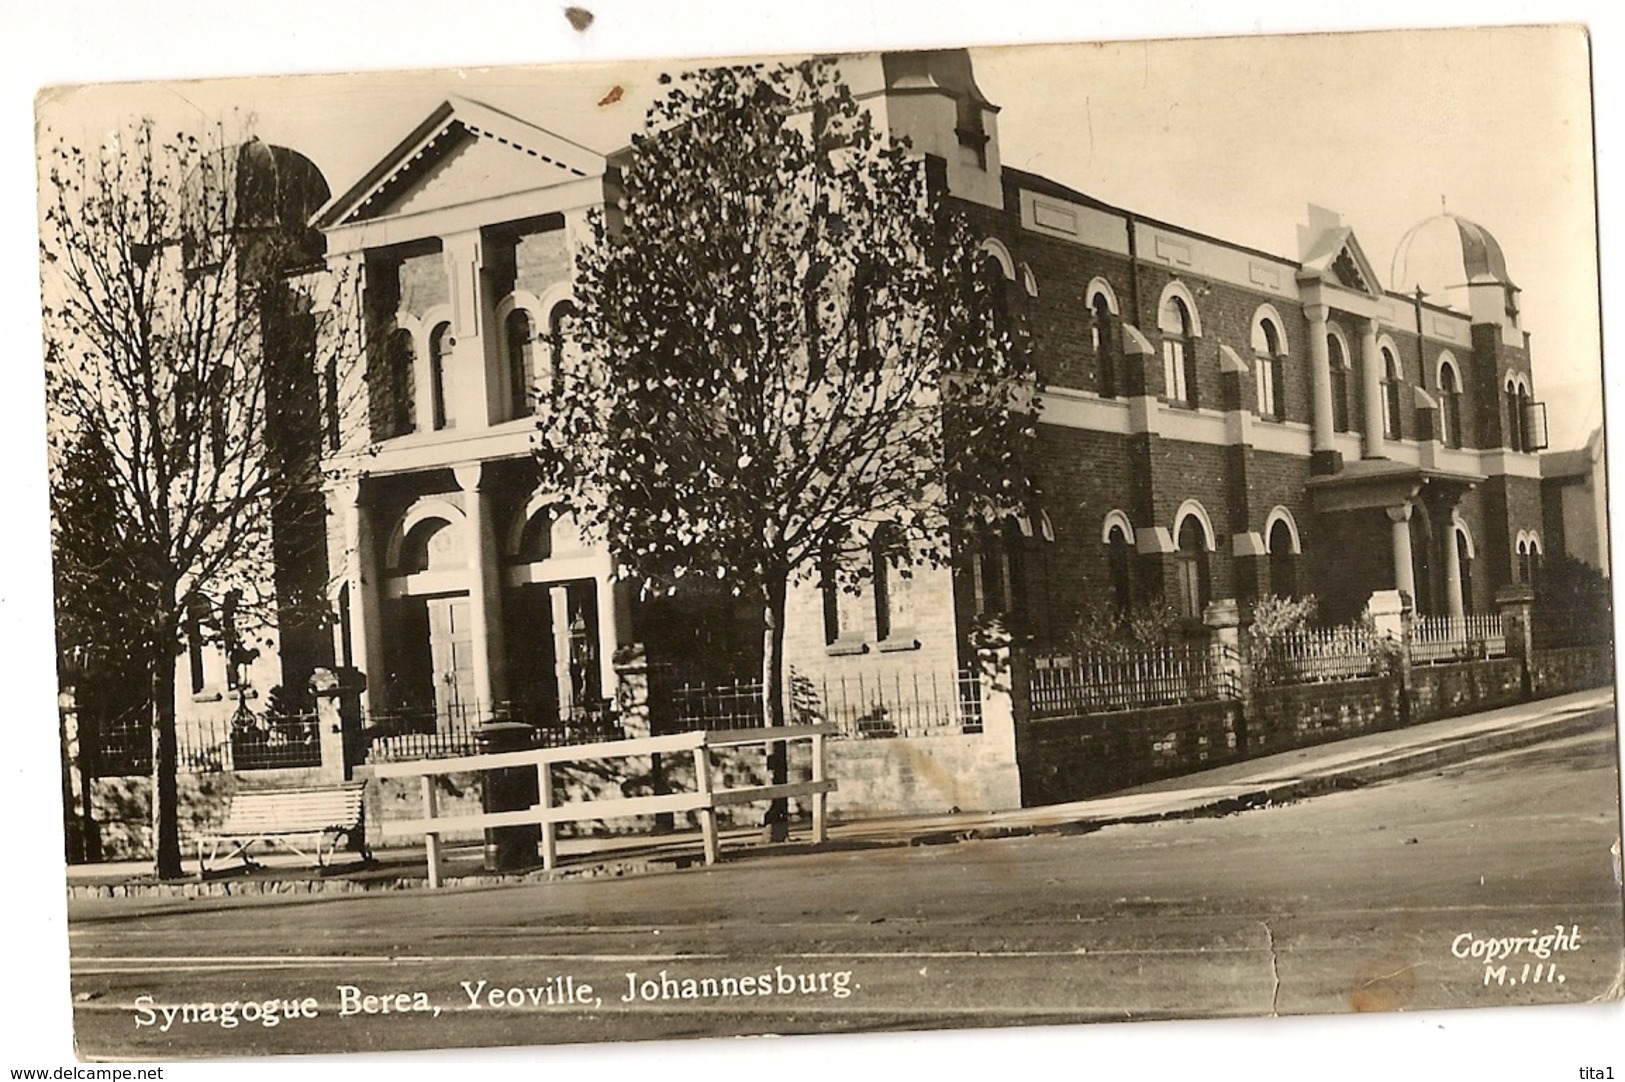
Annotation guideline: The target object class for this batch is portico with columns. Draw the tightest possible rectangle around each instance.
[311,97,628,728]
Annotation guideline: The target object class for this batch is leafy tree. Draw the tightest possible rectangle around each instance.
[40,121,351,877]
[534,59,1037,825]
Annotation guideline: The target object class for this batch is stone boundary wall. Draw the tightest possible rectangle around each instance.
[1248,676,1404,756]
[1529,646,1615,698]
[1408,658,1526,722]
[1013,648,1612,810]
[825,733,1018,819]
[1014,700,1244,805]
[87,766,332,861]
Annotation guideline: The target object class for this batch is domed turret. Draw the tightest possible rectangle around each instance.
[1390,212,1521,334]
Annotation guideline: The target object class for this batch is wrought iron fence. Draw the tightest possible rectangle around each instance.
[1411,613,1506,665]
[362,700,622,762]
[658,667,983,738]
[87,709,321,776]
[1027,644,1230,718]
[1252,623,1379,686]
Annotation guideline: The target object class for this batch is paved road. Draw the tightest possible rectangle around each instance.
[66,722,1624,1058]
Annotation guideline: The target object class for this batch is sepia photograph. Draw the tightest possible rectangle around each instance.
[8,0,1624,1075]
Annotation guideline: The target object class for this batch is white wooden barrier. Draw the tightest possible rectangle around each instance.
[369,725,834,887]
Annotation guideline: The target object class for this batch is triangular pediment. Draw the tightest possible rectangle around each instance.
[1299,225,1385,298]
[314,97,605,230]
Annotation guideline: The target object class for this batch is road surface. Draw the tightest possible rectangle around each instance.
[65,721,1624,1058]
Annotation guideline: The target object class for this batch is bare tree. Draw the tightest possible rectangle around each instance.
[40,120,353,877]
[534,60,1037,830]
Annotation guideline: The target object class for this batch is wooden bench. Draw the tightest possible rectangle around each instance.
[196,783,370,877]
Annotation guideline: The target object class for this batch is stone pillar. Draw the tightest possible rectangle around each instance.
[1496,585,1536,699]
[1304,304,1339,472]
[1443,522,1466,621]
[455,464,508,719]
[1387,503,1416,603]
[1359,318,1386,459]
[1366,588,1414,725]
[613,644,652,740]
[1203,599,1246,688]
[1366,589,1411,644]
[974,631,1025,811]
[309,668,350,783]
[338,480,388,717]
[1203,598,1249,753]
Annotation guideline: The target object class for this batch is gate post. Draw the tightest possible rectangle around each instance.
[1495,585,1536,699]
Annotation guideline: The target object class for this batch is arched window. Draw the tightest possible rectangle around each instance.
[506,308,536,419]
[547,300,579,396]
[1268,518,1297,599]
[428,322,454,431]
[1092,291,1117,398]
[1438,357,1463,448]
[1382,346,1403,440]
[1515,380,1533,453]
[1517,534,1543,586]
[1159,293,1197,407]
[1252,316,1285,420]
[871,525,911,643]
[1328,333,1351,433]
[1105,520,1134,613]
[820,548,842,647]
[1174,513,1211,619]
[384,327,417,438]
[1504,377,1523,451]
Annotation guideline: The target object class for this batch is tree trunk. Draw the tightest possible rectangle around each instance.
[760,571,790,842]
[150,644,183,879]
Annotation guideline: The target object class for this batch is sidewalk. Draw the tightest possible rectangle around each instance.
[65,686,1618,897]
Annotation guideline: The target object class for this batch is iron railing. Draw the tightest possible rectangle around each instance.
[657,667,983,738]
[1028,644,1230,718]
[1411,613,1507,665]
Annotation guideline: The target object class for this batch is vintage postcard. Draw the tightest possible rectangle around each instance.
[17,4,1625,1074]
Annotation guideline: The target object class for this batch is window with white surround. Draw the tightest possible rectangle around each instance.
[1159,292,1198,407]
[1251,313,1285,420]
[1438,354,1463,448]
[1328,331,1351,433]
[1382,345,1403,440]
[428,321,454,430]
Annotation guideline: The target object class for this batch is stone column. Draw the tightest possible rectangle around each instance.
[1443,522,1466,621]
[549,583,573,720]
[1387,503,1417,604]
[1359,318,1385,458]
[455,464,508,719]
[1305,304,1337,464]
[338,480,388,716]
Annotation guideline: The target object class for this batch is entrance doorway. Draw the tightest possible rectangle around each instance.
[428,597,476,727]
